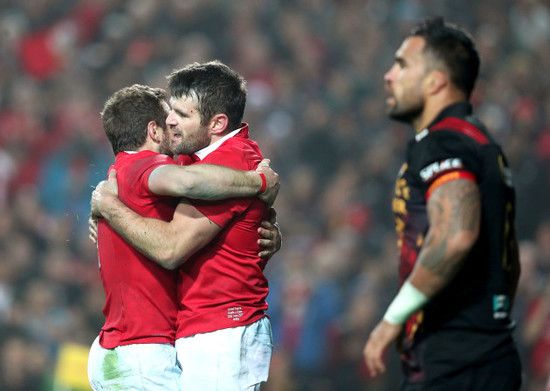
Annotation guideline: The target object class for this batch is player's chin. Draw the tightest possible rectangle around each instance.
[385,99,399,115]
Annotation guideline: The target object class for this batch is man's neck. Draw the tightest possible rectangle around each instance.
[413,92,468,133]
[194,127,242,160]
[137,138,160,154]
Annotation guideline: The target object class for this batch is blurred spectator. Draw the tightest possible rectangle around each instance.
[522,280,550,391]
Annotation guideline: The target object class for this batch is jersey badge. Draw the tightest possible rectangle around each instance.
[493,294,510,319]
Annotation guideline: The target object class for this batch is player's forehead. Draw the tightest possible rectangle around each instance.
[169,95,199,112]
[395,36,426,63]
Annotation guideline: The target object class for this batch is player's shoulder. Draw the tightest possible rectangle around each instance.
[419,115,491,146]
[118,150,175,162]
[117,152,175,177]
[225,134,261,151]
[145,153,177,166]
[216,137,263,162]
[409,115,484,169]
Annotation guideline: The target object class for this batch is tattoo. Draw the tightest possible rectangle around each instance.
[420,179,480,280]
[446,180,480,235]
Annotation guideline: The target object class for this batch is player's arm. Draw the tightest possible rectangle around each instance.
[142,204,282,268]
[385,177,481,321]
[99,195,221,270]
[406,178,480,297]
[364,177,480,377]
[90,170,282,264]
[148,158,279,202]
[89,169,219,269]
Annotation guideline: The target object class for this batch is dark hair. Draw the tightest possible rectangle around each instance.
[410,17,480,98]
[167,60,247,131]
[101,84,167,155]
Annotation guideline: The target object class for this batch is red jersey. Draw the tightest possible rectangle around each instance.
[176,124,268,338]
[97,151,180,348]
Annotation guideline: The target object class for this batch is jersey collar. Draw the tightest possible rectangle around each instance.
[426,102,473,130]
[415,102,473,142]
[194,123,249,160]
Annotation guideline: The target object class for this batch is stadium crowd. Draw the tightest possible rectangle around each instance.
[1,0,550,390]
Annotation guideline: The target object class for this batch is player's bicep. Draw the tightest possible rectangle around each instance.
[427,177,480,239]
[409,176,481,294]
[423,178,480,277]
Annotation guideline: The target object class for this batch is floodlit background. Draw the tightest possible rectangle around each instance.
[1,0,550,390]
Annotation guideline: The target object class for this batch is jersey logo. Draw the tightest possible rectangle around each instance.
[493,294,510,319]
[430,117,489,145]
[419,158,463,182]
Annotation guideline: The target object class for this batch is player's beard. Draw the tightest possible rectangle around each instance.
[171,123,211,156]
[387,99,424,125]
[159,127,174,158]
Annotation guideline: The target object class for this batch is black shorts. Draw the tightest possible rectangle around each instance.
[401,350,522,391]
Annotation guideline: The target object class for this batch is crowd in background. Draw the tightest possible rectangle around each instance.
[1,0,550,390]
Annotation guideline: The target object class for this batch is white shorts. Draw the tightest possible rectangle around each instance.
[175,316,273,391]
[88,336,182,391]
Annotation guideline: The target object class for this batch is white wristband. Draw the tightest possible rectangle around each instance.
[383,281,429,325]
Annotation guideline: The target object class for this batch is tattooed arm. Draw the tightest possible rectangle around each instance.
[408,178,481,295]
[364,178,480,377]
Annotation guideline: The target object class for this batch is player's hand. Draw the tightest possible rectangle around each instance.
[89,215,98,245]
[256,159,279,206]
[363,320,403,378]
[258,208,282,259]
[90,169,120,219]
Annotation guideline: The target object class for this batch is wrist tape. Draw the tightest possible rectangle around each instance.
[383,281,428,325]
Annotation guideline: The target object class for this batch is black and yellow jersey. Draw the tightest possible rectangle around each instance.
[393,102,520,383]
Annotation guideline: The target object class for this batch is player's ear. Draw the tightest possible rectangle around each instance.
[209,114,229,135]
[425,70,448,95]
[148,121,161,142]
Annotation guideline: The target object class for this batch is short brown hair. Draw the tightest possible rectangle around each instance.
[101,84,167,155]
[167,60,247,132]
